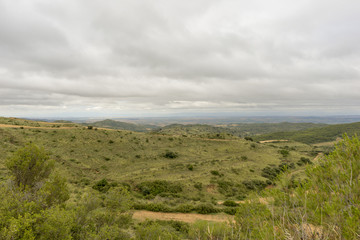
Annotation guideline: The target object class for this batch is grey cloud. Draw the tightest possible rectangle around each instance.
[0,0,360,117]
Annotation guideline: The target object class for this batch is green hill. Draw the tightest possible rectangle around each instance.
[86,119,157,132]
[0,118,314,203]
[253,122,360,144]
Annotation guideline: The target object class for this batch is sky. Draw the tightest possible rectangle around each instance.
[0,0,360,118]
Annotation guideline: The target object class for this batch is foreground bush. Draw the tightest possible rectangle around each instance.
[235,134,360,239]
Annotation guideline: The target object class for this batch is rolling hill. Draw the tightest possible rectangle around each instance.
[85,119,157,132]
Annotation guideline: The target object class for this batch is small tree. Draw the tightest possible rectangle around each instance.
[6,143,54,190]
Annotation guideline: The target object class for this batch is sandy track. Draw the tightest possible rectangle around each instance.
[132,210,234,223]
[0,124,76,130]
[259,139,288,143]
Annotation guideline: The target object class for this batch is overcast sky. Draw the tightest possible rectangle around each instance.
[0,0,359,118]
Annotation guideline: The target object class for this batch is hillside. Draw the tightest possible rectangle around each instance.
[0,118,314,203]
[154,122,327,138]
[85,119,157,132]
[253,121,360,144]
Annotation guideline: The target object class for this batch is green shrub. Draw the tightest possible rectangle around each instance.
[133,203,171,212]
[278,149,289,157]
[222,200,238,207]
[186,164,193,171]
[297,157,312,166]
[163,151,178,159]
[223,207,237,215]
[194,182,202,191]
[174,204,194,213]
[195,203,218,214]
[210,170,221,176]
[242,179,268,191]
[92,179,110,193]
[136,221,182,240]
[261,166,280,181]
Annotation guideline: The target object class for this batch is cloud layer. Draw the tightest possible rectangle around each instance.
[1,0,359,117]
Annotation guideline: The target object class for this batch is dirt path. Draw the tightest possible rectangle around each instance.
[0,124,77,130]
[259,139,288,143]
[132,210,234,223]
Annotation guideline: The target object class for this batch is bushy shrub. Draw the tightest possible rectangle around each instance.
[261,166,280,181]
[194,182,202,191]
[133,203,171,212]
[297,157,312,166]
[278,149,289,157]
[242,179,268,191]
[174,204,194,213]
[210,170,221,176]
[163,151,178,159]
[92,179,117,193]
[136,220,185,240]
[222,200,238,207]
[195,203,218,214]
[223,207,237,215]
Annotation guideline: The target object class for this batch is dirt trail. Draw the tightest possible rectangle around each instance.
[259,139,288,143]
[132,210,234,223]
[0,124,77,130]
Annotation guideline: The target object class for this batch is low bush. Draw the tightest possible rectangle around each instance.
[92,179,110,193]
[210,170,221,176]
[194,182,202,191]
[133,203,171,212]
[163,150,178,159]
[223,207,237,215]
[173,204,194,213]
[297,157,312,166]
[278,149,289,157]
[222,200,238,207]
[195,203,218,214]
[242,179,268,191]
